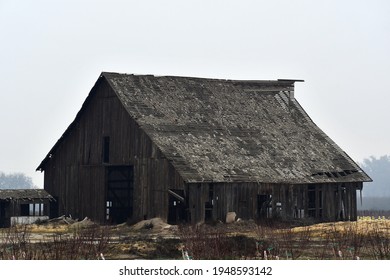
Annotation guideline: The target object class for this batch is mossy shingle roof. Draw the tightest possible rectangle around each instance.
[102,72,371,184]
[0,189,54,201]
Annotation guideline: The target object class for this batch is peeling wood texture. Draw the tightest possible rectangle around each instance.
[36,73,371,224]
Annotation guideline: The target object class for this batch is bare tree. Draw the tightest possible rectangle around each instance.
[0,171,35,189]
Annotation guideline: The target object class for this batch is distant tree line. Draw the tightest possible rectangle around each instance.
[359,155,390,197]
[0,171,35,189]
[358,155,390,210]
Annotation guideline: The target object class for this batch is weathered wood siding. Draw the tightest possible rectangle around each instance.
[186,182,360,223]
[44,78,186,223]
[187,182,273,223]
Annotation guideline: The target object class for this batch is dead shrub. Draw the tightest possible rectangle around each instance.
[0,225,110,260]
[365,222,390,260]
[178,224,256,259]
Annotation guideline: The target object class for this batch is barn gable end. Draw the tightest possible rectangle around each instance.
[38,77,186,223]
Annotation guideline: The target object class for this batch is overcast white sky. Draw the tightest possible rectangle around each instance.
[0,0,389,187]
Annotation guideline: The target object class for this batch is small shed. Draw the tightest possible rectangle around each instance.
[0,189,54,227]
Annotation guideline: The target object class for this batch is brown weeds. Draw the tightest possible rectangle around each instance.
[0,225,110,260]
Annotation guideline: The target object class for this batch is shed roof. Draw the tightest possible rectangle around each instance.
[38,72,372,184]
[0,189,54,201]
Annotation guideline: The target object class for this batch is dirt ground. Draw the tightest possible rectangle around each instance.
[2,216,390,260]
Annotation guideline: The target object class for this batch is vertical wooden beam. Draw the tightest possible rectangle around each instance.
[351,185,357,221]
[303,185,308,219]
[314,185,319,220]
[271,186,277,218]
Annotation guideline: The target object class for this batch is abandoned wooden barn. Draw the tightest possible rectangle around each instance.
[36,72,372,224]
[0,189,54,227]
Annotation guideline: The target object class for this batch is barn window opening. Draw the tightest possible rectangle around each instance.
[276,202,282,216]
[20,203,44,216]
[106,201,112,221]
[103,136,110,163]
[30,203,44,216]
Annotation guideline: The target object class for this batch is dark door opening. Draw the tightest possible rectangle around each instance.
[308,185,322,219]
[204,183,214,222]
[106,166,134,224]
[20,204,29,216]
[49,196,59,219]
[167,189,187,224]
[338,186,346,221]
[308,185,316,218]
[257,194,272,219]
[0,201,7,227]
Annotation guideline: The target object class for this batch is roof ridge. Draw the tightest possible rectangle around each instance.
[101,72,304,84]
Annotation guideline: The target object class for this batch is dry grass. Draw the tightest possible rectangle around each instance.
[26,224,69,234]
[0,224,110,260]
[293,220,390,237]
[179,219,390,260]
[2,218,390,260]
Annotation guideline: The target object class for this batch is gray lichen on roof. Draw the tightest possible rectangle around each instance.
[105,73,371,184]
